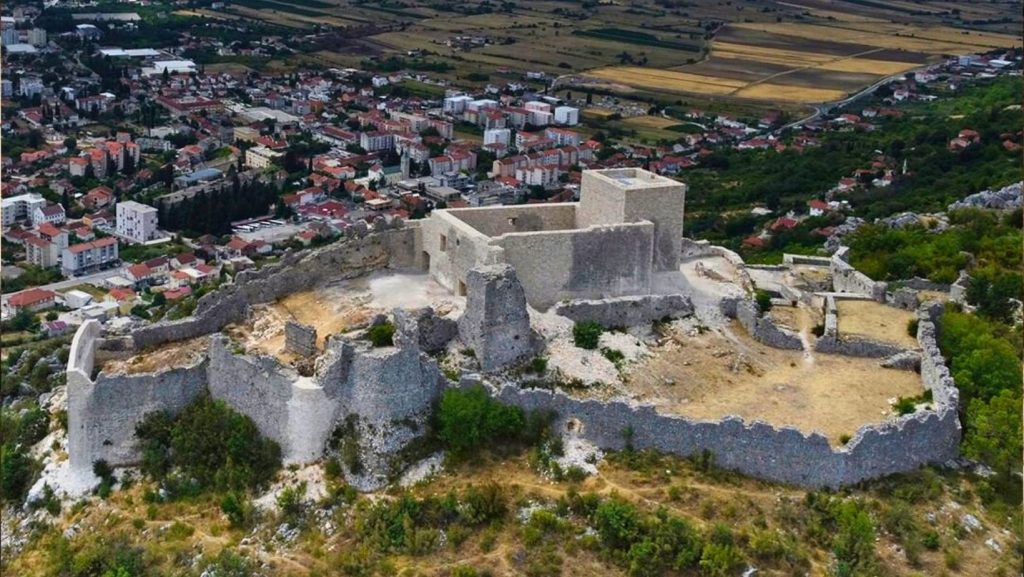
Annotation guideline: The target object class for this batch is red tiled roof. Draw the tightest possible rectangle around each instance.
[9,288,56,307]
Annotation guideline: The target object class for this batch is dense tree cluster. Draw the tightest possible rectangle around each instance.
[158,177,279,236]
[939,309,1022,500]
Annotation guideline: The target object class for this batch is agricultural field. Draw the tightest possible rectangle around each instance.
[207,0,1020,108]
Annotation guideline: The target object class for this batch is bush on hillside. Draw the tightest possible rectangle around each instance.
[135,394,281,494]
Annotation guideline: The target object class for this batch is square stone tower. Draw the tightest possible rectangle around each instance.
[578,168,687,271]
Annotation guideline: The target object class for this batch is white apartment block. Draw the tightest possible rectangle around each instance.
[245,146,283,169]
[483,128,511,147]
[116,201,160,243]
[62,237,119,276]
[360,131,395,152]
[2,193,46,226]
[554,106,579,126]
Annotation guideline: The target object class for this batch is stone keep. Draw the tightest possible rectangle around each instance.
[458,264,536,371]
[578,168,687,271]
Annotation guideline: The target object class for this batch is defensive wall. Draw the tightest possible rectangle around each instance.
[422,168,687,309]
[68,321,443,491]
[720,296,803,350]
[467,302,960,488]
[422,206,657,309]
[831,247,887,302]
[131,223,418,350]
[553,294,694,328]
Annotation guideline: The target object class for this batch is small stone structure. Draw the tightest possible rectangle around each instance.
[831,247,887,302]
[458,264,538,371]
[720,296,803,350]
[890,287,920,311]
[815,295,913,358]
[285,321,317,356]
[554,294,694,328]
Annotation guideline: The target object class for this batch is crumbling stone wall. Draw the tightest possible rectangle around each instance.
[720,297,803,350]
[831,247,887,302]
[285,321,317,357]
[815,295,914,358]
[67,321,207,471]
[458,264,539,371]
[464,330,960,488]
[553,294,693,328]
[132,228,417,350]
[393,307,458,353]
[890,287,920,311]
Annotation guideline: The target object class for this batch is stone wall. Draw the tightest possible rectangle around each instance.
[67,321,207,470]
[466,310,961,488]
[782,254,832,266]
[444,204,577,237]
[131,228,417,350]
[494,222,655,309]
[458,264,538,371]
[815,294,913,358]
[285,321,317,356]
[720,297,803,350]
[831,248,887,302]
[553,294,694,328]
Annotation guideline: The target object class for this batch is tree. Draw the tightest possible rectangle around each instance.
[436,386,525,458]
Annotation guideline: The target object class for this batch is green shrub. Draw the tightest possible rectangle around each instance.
[367,322,395,347]
[436,386,526,458]
[892,397,917,416]
[755,289,774,313]
[135,394,281,494]
[906,318,919,338]
[699,543,744,576]
[601,348,625,367]
[276,481,307,524]
[528,356,548,374]
[573,321,603,349]
[220,492,257,529]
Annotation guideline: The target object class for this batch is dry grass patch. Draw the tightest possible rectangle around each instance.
[815,56,919,75]
[836,300,919,349]
[618,319,923,443]
[732,22,1020,53]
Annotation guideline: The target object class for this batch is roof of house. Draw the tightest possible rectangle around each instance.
[9,288,57,307]
[68,236,116,253]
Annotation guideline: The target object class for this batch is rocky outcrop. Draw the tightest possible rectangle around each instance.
[458,264,539,371]
[553,294,693,328]
[948,181,1022,211]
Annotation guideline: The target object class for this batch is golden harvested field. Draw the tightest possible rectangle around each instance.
[732,22,1020,54]
[588,67,744,95]
[735,83,848,103]
[621,115,683,129]
[815,57,920,76]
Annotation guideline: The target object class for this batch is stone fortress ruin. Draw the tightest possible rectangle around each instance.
[64,168,961,492]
